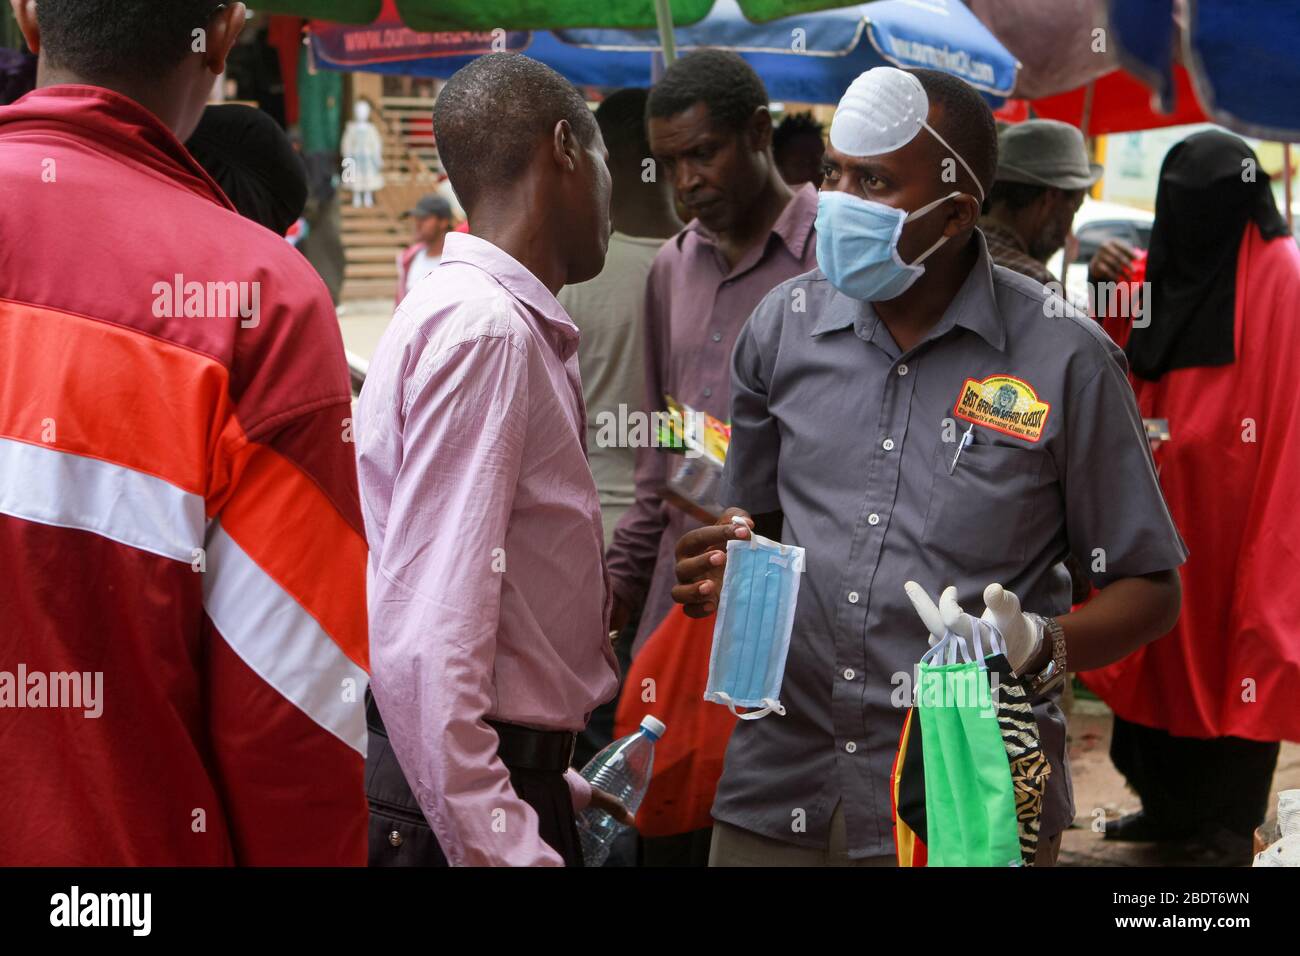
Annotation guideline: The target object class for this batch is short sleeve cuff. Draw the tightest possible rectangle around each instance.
[720,473,781,517]
[1085,539,1189,589]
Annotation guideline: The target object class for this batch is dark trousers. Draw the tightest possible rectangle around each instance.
[643,827,714,867]
[1110,715,1281,838]
[365,691,583,866]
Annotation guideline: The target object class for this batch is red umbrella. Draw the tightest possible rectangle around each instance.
[1032,65,1207,136]
[1028,66,1293,229]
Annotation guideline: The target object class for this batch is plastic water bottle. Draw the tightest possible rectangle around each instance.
[576,715,666,867]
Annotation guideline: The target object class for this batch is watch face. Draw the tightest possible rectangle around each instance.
[1029,659,1065,697]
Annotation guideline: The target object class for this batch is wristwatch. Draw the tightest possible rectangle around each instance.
[1023,614,1067,697]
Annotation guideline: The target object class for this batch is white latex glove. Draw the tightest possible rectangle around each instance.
[904,581,1042,674]
[980,584,1041,674]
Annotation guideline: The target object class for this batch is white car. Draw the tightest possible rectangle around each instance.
[1045,198,1155,309]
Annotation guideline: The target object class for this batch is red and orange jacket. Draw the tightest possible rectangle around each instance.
[0,86,369,865]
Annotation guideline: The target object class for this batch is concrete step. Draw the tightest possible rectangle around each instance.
[342,230,405,245]
[340,211,393,226]
[346,246,404,263]
[341,222,401,234]
[346,262,400,279]
[343,277,397,301]
[339,174,438,189]
[339,211,392,224]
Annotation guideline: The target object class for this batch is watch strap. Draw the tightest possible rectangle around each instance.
[1026,614,1067,697]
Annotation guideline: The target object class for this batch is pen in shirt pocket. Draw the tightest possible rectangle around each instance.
[948,422,975,474]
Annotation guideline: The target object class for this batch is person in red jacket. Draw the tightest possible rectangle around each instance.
[0,0,368,865]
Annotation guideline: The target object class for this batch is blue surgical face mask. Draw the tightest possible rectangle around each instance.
[705,524,805,720]
[815,189,962,301]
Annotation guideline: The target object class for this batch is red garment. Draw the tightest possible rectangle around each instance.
[266,16,303,128]
[614,607,736,837]
[891,708,927,867]
[1083,224,1300,742]
[395,240,422,306]
[0,86,368,864]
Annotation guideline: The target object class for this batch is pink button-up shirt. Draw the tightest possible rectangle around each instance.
[357,233,620,866]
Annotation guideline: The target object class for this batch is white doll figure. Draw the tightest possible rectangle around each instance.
[341,99,385,208]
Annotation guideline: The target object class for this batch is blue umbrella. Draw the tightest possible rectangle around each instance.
[309,0,1019,105]
[1107,0,1300,141]
[559,0,1017,102]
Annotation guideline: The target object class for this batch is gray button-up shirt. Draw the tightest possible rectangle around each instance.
[715,232,1188,858]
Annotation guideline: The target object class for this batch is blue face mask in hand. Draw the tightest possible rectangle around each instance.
[705,526,806,720]
[814,189,962,302]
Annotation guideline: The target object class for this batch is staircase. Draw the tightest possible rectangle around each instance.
[340,96,446,302]
[341,205,405,301]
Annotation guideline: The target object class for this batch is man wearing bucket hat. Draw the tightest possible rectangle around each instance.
[984,123,1106,605]
[672,67,1186,866]
[979,119,1102,288]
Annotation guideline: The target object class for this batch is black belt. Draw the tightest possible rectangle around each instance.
[484,719,577,773]
[366,690,576,773]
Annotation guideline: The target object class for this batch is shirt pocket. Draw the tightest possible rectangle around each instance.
[921,441,1047,568]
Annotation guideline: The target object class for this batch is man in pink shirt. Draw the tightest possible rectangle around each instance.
[356,54,628,866]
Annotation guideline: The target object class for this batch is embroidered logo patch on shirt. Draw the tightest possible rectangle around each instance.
[953,375,1051,443]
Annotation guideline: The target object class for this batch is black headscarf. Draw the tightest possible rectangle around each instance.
[1126,130,1290,381]
[185,104,309,237]
[0,49,37,106]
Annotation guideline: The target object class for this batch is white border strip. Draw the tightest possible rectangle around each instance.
[203,522,368,757]
[0,436,204,562]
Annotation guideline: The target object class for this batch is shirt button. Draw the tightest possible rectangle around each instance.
[388,830,403,848]
[898,364,909,376]
[868,513,880,526]
[845,741,858,754]
[702,387,713,398]
[882,438,895,451]
[847,591,859,604]
[711,332,722,342]
[843,668,856,680]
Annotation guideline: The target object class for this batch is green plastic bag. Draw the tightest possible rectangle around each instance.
[915,621,1023,867]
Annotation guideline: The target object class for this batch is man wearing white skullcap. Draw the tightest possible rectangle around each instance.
[673,67,1186,867]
